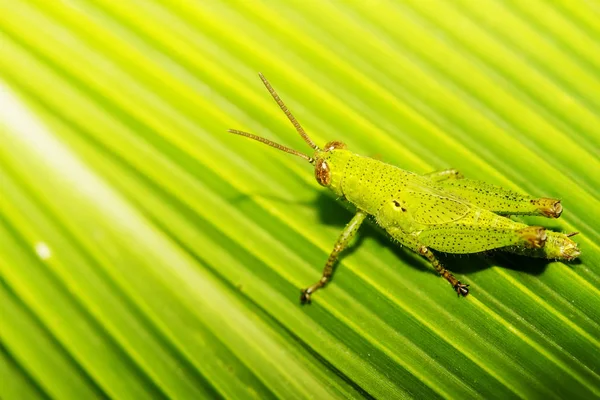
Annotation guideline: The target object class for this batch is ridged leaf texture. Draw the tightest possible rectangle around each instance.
[1,1,599,399]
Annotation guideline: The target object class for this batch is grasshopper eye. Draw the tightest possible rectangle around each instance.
[324,141,347,151]
[315,159,331,186]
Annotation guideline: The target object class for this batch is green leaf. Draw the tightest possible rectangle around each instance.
[1,1,599,399]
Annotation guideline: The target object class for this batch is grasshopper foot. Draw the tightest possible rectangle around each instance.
[300,277,328,304]
[454,282,470,297]
[300,288,313,304]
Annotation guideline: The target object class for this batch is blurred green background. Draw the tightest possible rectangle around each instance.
[1,1,600,399]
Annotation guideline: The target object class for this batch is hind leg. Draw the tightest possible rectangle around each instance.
[433,178,562,218]
[415,224,548,296]
[418,224,547,254]
[504,231,580,260]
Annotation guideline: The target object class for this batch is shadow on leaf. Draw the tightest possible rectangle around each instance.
[232,191,578,279]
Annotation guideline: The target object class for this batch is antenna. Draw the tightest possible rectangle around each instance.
[258,73,320,151]
[228,74,320,163]
[228,129,314,163]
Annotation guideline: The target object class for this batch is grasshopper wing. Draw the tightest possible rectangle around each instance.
[404,181,471,226]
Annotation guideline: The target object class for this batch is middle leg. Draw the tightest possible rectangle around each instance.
[386,227,470,297]
[418,246,470,297]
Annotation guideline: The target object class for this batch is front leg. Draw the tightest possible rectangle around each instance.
[300,210,367,304]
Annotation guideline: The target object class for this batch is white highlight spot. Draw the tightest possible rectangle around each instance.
[35,242,52,260]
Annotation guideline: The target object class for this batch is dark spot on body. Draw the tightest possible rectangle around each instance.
[392,200,407,212]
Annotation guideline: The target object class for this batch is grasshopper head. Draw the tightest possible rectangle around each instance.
[313,141,347,187]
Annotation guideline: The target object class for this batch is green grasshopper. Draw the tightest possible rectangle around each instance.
[230,74,581,303]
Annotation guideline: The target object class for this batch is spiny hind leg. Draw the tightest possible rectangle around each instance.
[503,231,580,260]
[418,224,547,254]
[300,210,367,304]
[434,179,562,218]
[424,168,464,182]
[425,169,561,218]
[417,246,469,297]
